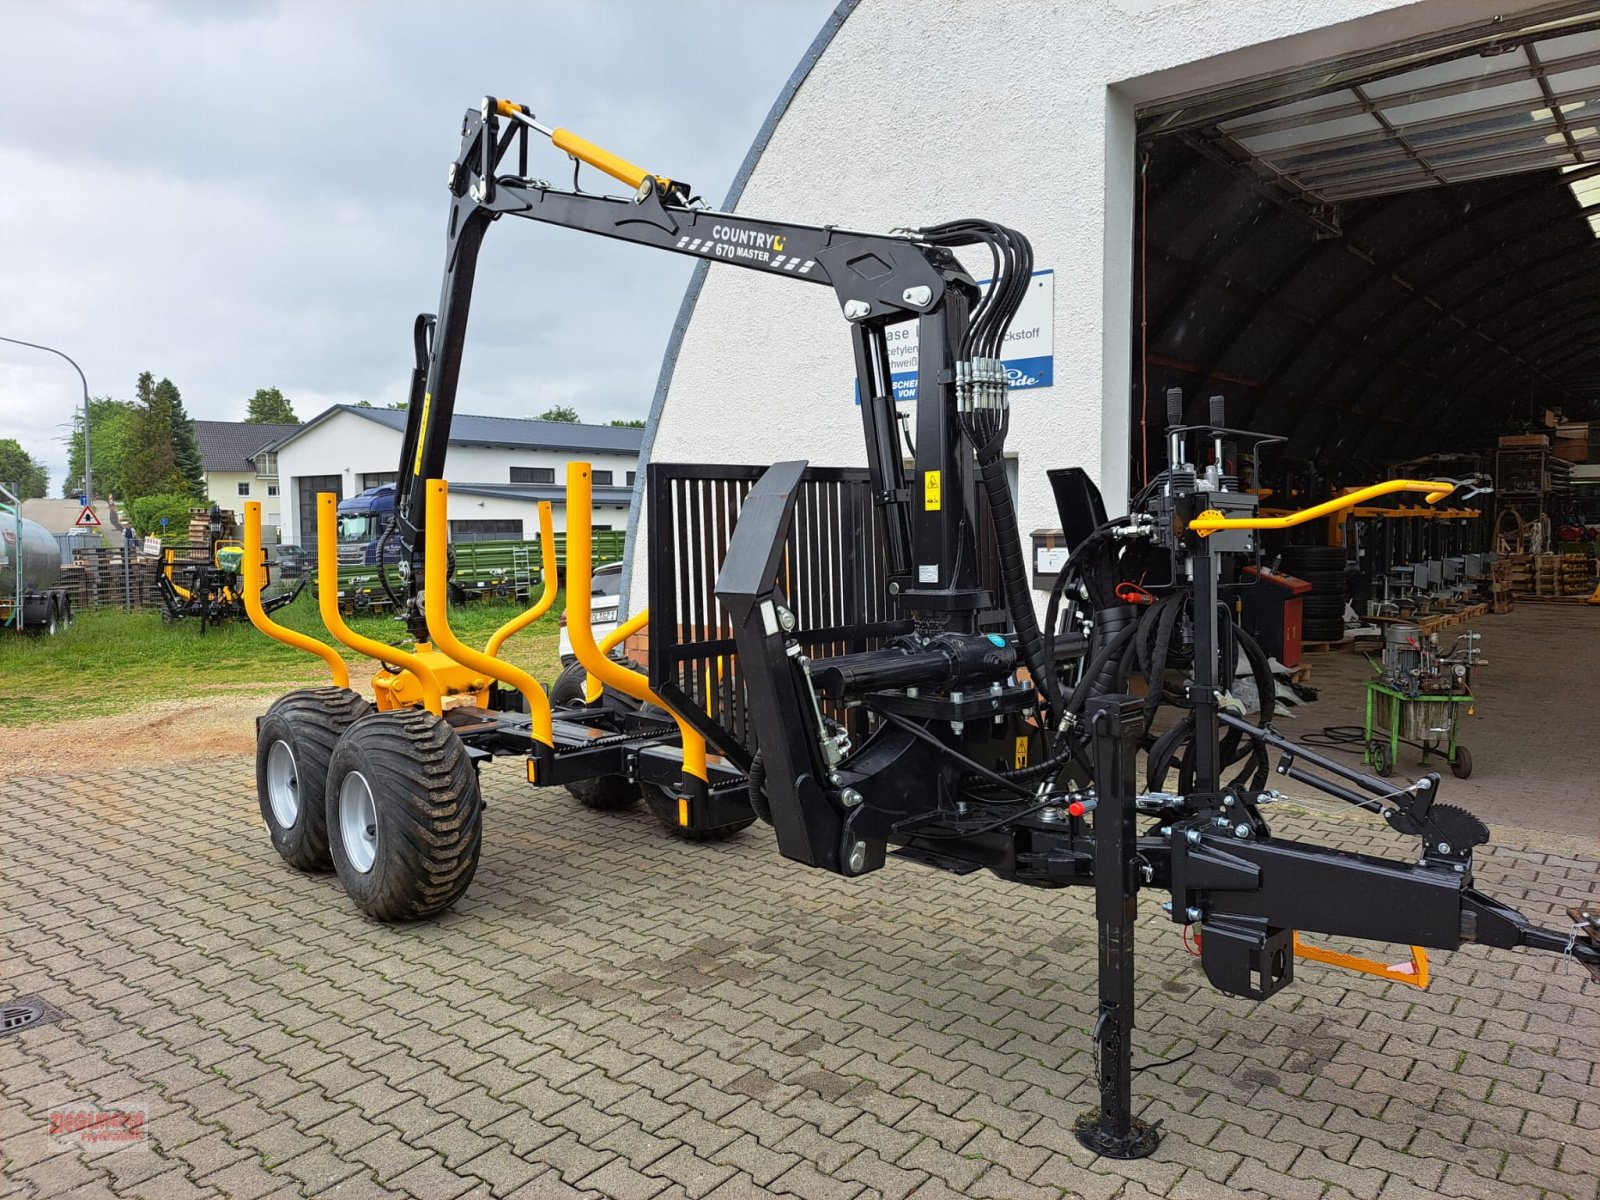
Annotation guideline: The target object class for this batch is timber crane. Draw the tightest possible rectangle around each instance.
[243,97,1599,1160]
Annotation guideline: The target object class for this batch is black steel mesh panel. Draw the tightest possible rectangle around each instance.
[646,463,905,761]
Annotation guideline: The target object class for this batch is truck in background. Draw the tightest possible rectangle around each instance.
[336,484,400,565]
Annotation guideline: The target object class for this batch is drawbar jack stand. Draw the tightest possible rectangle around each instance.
[1075,694,1162,1160]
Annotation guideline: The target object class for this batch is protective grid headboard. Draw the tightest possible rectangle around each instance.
[646,462,907,765]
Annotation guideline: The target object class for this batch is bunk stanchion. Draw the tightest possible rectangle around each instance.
[564,462,708,785]
[486,500,558,659]
[423,480,553,748]
[241,501,348,687]
[314,493,444,715]
[584,608,650,704]
[164,548,193,601]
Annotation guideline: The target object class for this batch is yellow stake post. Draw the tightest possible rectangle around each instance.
[486,501,559,660]
[565,462,707,782]
[423,480,554,748]
[240,500,348,688]
[315,493,443,715]
[585,608,650,704]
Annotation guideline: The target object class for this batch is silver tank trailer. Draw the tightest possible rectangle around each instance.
[0,509,64,595]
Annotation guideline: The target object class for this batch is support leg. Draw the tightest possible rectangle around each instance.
[1075,694,1162,1159]
[1363,684,1375,766]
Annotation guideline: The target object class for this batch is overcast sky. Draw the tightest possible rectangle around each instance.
[0,0,837,494]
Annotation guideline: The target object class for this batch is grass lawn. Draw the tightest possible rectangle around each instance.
[0,589,565,727]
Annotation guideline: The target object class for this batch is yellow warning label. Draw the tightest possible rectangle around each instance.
[413,391,432,475]
[924,469,942,511]
[1014,736,1029,769]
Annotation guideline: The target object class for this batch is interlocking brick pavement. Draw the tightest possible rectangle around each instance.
[1,755,1596,1199]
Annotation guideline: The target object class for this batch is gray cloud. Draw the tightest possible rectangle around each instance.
[0,0,836,492]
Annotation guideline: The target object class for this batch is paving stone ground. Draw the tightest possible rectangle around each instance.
[1,751,1596,1200]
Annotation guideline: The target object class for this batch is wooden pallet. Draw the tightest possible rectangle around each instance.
[58,551,167,611]
[1512,592,1594,604]
[1416,603,1486,635]
[1301,638,1355,654]
[1365,604,1486,637]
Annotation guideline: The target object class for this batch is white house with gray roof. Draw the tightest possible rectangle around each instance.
[263,404,641,548]
[194,420,299,531]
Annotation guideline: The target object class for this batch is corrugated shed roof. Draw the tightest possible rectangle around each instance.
[194,421,300,473]
[1137,138,1600,471]
[1207,28,1600,203]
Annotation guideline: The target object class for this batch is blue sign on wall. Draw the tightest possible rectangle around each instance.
[857,269,1053,403]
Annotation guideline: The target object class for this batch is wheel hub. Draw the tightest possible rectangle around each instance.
[265,740,299,828]
[339,771,379,873]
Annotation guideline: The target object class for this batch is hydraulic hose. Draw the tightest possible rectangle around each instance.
[746,750,772,824]
[962,616,1139,790]
[1042,563,1078,707]
[1063,617,1141,718]
[977,451,1052,719]
[1087,603,1139,701]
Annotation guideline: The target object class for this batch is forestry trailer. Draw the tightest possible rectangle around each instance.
[243,98,1599,1156]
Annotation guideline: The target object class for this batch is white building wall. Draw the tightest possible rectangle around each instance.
[204,470,285,526]
[437,443,638,490]
[275,410,638,545]
[636,0,1538,612]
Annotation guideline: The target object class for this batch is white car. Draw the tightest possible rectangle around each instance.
[558,560,622,664]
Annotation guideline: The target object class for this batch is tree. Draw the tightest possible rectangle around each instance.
[129,492,197,538]
[160,377,206,498]
[63,397,138,498]
[61,374,201,502]
[246,387,298,424]
[538,404,581,423]
[0,438,49,498]
[609,418,646,429]
[385,400,408,410]
[120,372,180,501]
[351,399,373,408]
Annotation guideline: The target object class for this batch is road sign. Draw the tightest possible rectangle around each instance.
[75,506,102,528]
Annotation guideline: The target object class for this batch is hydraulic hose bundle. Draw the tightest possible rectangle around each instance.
[916,219,1055,720]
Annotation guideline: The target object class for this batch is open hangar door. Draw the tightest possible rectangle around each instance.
[1126,7,1600,834]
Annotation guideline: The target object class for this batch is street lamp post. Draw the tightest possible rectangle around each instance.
[0,335,92,502]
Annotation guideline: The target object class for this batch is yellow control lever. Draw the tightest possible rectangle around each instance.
[1189,479,1457,537]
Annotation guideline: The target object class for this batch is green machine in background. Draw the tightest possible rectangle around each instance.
[1363,621,1479,778]
[310,531,627,615]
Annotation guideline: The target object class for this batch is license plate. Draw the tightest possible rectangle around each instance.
[593,607,618,624]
